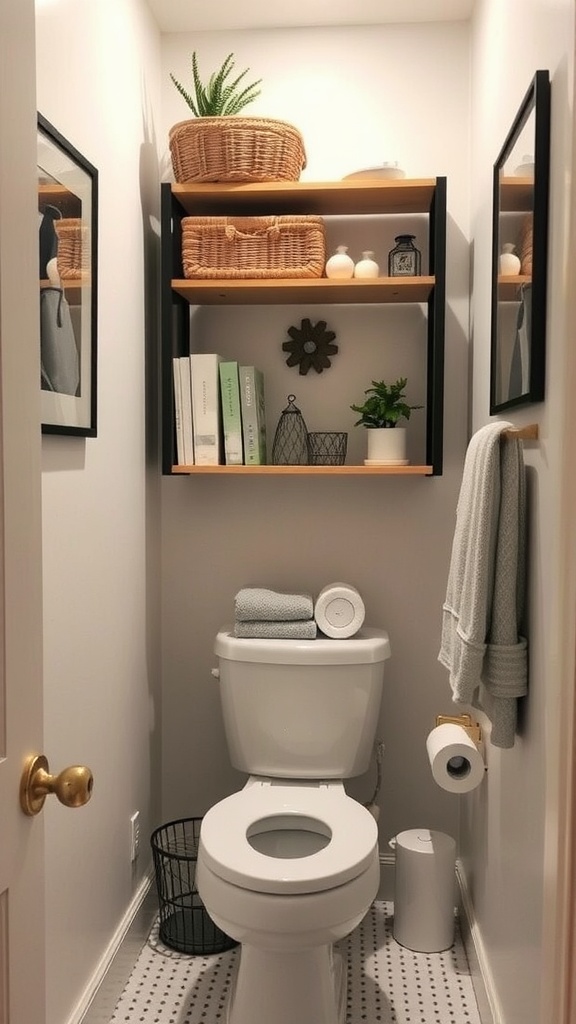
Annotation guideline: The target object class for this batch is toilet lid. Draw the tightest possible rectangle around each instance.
[199,782,378,895]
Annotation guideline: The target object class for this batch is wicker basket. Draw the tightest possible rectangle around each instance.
[55,218,88,280]
[517,214,533,276]
[181,215,326,280]
[169,117,306,184]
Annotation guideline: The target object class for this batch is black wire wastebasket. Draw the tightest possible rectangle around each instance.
[151,817,238,955]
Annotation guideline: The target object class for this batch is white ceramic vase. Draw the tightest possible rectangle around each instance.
[365,427,408,465]
[354,251,380,278]
[325,245,354,279]
[499,243,521,276]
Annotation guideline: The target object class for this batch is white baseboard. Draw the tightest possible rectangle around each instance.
[456,860,502,1024]
[67,868,156,1024]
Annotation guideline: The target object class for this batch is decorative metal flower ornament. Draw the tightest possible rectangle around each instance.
[282,318,338,375]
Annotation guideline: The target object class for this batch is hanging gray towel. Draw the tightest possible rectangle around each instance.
[508,283,532,401]
[438,421,528,748]
[40,287,80,396]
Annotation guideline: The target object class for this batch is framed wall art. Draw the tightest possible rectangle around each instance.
[38,113,98,435]
[490,70,550,414]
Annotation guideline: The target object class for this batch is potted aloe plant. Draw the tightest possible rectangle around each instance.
[350,377,422,464]
[168,52,305,184]
[170,52,262,118]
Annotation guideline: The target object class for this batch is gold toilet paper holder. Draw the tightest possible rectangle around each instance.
[435,713,482,746]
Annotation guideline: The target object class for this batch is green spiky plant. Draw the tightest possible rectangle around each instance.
[170,52,262,117]
[350,378,423,428]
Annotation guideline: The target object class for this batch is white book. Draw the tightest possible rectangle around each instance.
[172,357,185,466]
[178,356,195,466]
[189,353,223,465]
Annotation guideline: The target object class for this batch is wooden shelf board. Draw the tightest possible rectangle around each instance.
[38,184,82,217]
[172,276,434,305]
[498,275,531,300]
[171,179,437,216]
[40,277,89,305]
[171,464,434,476]
[500,177,533,212]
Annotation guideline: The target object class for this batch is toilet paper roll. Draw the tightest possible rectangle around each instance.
[314,582,365,639]
[426,723,485,794]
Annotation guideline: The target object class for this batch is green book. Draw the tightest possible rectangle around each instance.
[239,366,267,465]
[219,361,243,466]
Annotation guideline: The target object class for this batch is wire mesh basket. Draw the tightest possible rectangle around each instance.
[150,817,238,955]
[307,431,348,466]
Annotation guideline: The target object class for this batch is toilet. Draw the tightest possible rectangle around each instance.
[196,626,391,1024]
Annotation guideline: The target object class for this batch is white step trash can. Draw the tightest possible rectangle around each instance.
[392,829,456,952]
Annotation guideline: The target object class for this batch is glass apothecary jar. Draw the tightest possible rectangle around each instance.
[388,235,421,277]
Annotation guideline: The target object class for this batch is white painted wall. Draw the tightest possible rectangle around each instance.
[159,23,471,849]
[466,3,575,1022]
[34,3,163,1022]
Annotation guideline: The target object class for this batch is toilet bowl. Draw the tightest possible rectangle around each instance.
[197,626,390,1024]
[197,780,380,1024]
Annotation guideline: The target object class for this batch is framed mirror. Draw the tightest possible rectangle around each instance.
[38,113,98,435]
[490,69,550,413]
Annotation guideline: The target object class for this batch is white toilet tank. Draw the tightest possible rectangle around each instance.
[214,627,391,778]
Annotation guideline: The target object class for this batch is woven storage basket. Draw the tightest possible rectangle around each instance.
[181,215,326,280]
[169,117,306,184]
[517,214,533,276]
[55,218,88,280]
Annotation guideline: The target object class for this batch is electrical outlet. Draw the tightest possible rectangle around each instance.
[130,811,140,862]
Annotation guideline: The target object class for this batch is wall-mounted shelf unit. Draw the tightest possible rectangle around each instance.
[160,177,446,476]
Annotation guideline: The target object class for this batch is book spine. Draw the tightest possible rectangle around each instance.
[178,356,195,466]
[190,353,222,465]
[172,357,185,466]
[240,366,267,465]
[219,361,243,466]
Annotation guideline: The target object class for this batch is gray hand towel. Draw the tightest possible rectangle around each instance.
[438,422,527,748]
[235,588,314,622]
[234,619,317,639]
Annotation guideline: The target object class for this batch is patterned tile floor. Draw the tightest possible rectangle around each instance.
[110,901,482,1024]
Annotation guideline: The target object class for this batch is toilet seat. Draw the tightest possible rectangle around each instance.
[199,780,378,895]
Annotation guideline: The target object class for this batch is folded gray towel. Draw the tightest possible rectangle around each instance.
[235,588,314,622]
[234,619,318,639]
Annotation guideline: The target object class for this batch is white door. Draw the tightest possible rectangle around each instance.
[0,2,46,1022]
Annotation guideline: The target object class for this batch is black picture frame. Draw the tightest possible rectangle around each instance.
[490,70,550,414]
[38,113,98,435]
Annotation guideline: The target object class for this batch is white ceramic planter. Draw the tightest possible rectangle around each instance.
[365,427,408,465]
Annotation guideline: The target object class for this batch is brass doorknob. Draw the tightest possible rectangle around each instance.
[20,754,94,816]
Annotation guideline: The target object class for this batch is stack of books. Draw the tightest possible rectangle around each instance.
[172,354,267,467]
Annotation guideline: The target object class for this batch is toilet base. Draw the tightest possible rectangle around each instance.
[227,943,345,1024]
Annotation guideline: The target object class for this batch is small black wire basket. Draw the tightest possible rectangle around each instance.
[150,817,238,955]
[307,431,348,466]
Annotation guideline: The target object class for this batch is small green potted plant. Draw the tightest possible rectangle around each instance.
[350,377,422,464]
[168,52,305,184]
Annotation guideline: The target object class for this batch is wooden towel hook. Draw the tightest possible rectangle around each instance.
[501,423,539,441]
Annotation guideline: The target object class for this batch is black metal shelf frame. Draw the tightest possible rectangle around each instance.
[160,178,446,476]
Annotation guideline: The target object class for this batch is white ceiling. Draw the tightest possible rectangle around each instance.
[146,0,474,34]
